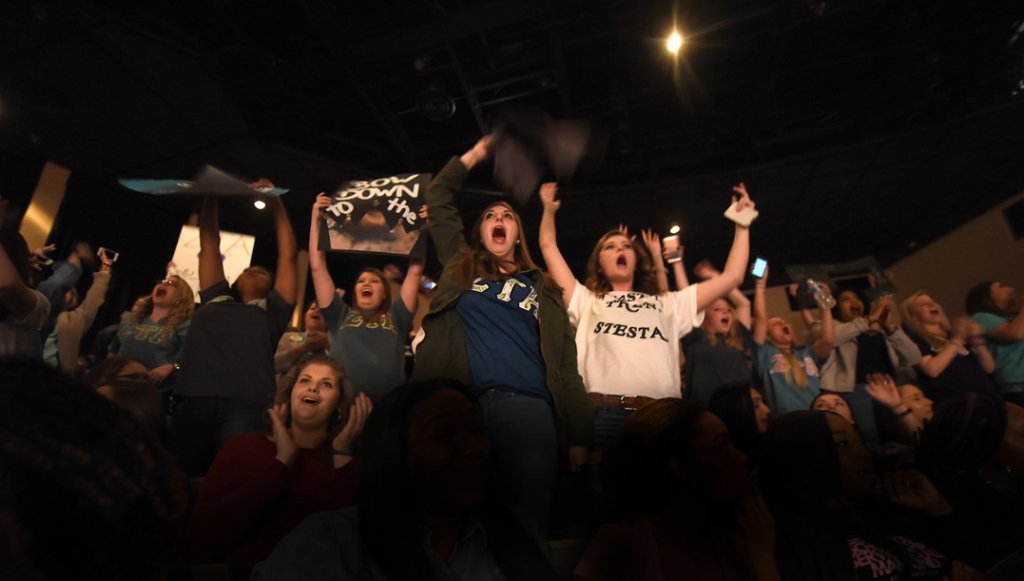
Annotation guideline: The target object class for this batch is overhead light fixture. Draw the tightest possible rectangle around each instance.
[669,225,681,234]
[254,200,266,210]
[667,32,683,53]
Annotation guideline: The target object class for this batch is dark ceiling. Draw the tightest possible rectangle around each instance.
[3,0,1024,287]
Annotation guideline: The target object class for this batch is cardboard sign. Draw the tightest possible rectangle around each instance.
[318,173,431,258]
[167,225,256,302]
[119,165,290,196]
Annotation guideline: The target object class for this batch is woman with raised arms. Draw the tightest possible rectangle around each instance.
[309,193,422,403]
[410,136,592,544]
[538,180,755,452]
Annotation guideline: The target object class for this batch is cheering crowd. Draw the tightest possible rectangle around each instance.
[1,136,1023,581]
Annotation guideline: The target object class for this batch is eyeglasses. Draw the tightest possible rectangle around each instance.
[155,279,175,286]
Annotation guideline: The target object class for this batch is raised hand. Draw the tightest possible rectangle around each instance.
[732,182,756,211]
[461,136,492,169]
[333,393,373,453]
[303,331,331,353]
[312,192,332,220]
[693,259,720,281]
[865,373,903,410]
[617,224,637,241]
[269,403,298,468]
[539,183,560,212]
[641,229,662,263]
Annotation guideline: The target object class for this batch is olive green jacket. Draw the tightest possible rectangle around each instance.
[411,157,593,450]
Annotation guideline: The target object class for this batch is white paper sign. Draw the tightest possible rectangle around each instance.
[168,225,256,302]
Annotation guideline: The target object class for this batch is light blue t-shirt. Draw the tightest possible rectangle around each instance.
[753,342,822,416]
[972,312,1024,393]
[321,296,414,404]
[456,274,548,401]
[111,314,190,368]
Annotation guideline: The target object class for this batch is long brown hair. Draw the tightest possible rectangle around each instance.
[584,231,661,297]
[449,202,560,293]
[353,268,393,324]
[272,355,353,459]
[901,291,952,351]
[132,276,194,333]
[701,299,746,352]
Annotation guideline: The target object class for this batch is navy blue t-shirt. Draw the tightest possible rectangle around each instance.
[456,274,548,401]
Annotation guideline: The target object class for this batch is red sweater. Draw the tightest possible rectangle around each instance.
[187,433,359,572]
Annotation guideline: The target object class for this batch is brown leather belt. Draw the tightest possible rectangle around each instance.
[589,393,656,411]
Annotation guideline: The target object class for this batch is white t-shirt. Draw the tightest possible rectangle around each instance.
[0,289,50,358]
[567,281,703,399]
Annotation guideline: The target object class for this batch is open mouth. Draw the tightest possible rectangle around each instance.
[616,255,627,267]
[155,287,168,299]
[492,225,506,244]
[719,317,730,326]
[300,395,320,405]
[929,308,940,316]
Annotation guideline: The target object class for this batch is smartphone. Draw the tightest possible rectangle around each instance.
[663,235,682,264]
[724,201,759,227]
[97,247,119,263]
[751,257,768,278]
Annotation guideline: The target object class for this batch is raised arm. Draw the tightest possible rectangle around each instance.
[263,187,298,305]
[866,373,925,439]
[399,258,424,313]
[309,193,339,310]
[986,307,1024,342]
[642,229,670,294]
[968,320,996,373]
[695,259,751,329]
[814,287,836,361]
[0,198,40,320]
[694,184,753,311]
[198,195,226,292]
[426,138,489,265]
[752,266,768,346]
[538,182,578,305]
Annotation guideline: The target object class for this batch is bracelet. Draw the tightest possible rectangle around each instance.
[898,408,913,419]
[331,448,353,456]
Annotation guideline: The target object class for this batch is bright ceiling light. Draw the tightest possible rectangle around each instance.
[669,225,681,234]
[254,200,266,210]
[667,32,683,53]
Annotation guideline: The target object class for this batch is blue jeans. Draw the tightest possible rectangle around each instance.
[476,388,557,552]
[586,406,634,526]
[170,396,267,477]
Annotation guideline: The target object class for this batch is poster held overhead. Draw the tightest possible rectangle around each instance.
[168,225,256,303]
[318,173,431,259]
[118,165,290,196]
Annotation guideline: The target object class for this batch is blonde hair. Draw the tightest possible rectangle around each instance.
[900,291,952,351]
[766,318,808,389]
[701,299,746,353]
[780,350,809,389]
[132,276,195,333]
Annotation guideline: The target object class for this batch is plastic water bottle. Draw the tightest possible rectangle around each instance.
[807,279,836,310]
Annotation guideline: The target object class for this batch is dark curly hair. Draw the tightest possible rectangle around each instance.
[0,358,189,581]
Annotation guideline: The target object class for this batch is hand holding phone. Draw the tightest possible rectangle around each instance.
[663,235,683,264]
[751,258,768,279]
